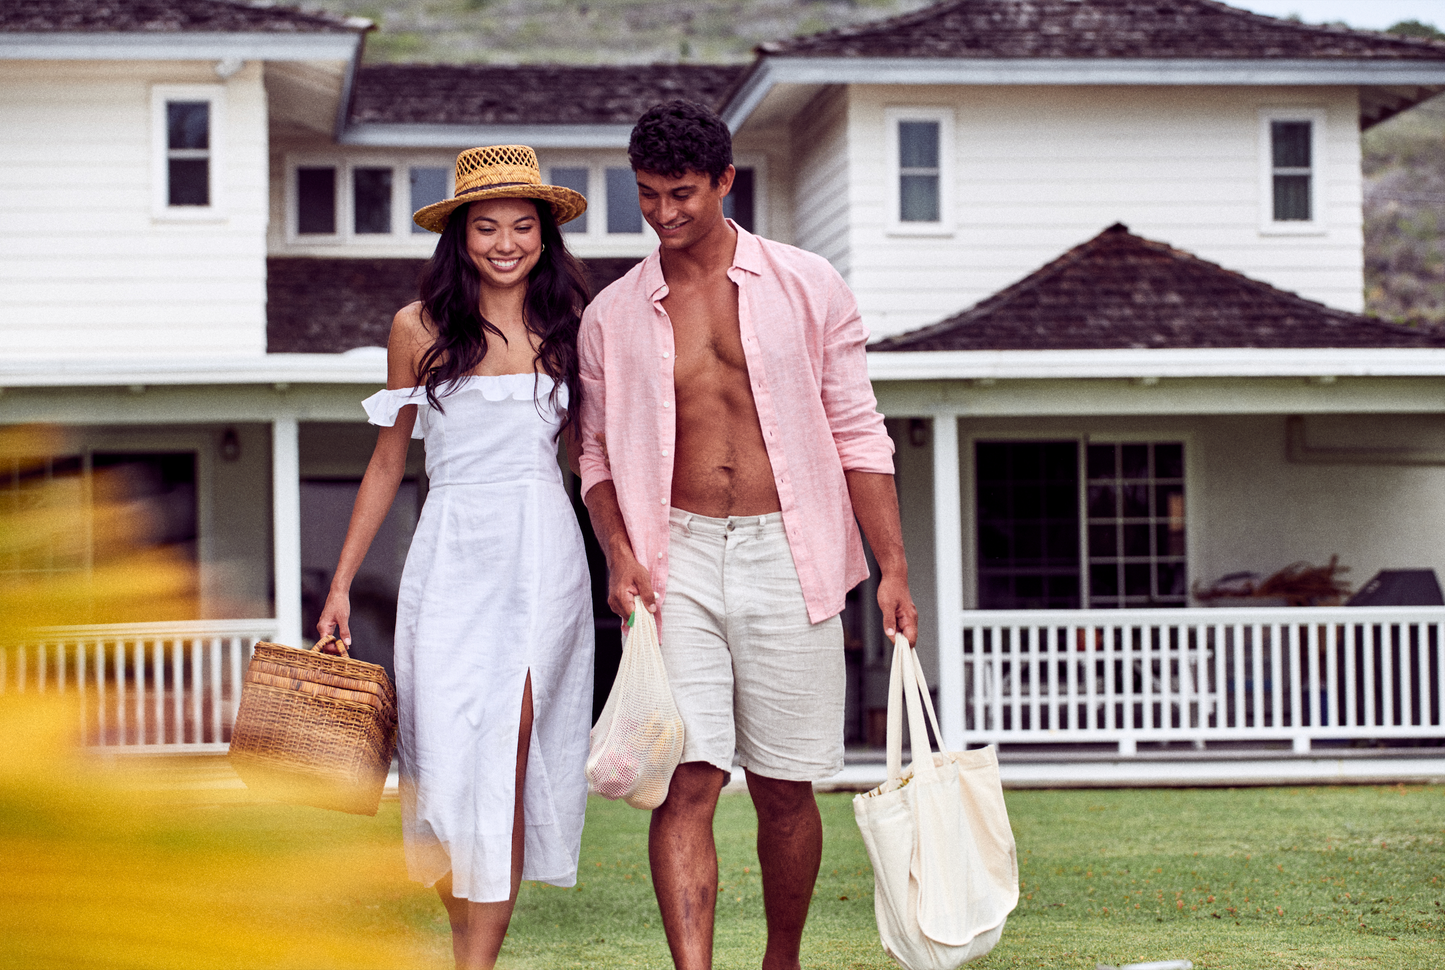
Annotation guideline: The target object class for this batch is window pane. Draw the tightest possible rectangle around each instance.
[722,167,755,233]
[1273,174,1311,221]
[550,166,590,234]
[1271,121,1311,168]
[900,174,939,222]
[409,166,448,234]
[899,120,939,169]
[167,101,209,150]
[297,166,336,235]
[1086,443,1116,480]
[168,158,209,206]
[354,167,393,234]
[975,440,1081,610]
[605,167,642,234]
[1155,443,1184,479]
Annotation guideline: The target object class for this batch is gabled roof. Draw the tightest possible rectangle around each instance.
[0,0,362,33]
[871,223,1445,353]
[761,0,1445,60]
[349,63,745,127]
[723,0,1445,130]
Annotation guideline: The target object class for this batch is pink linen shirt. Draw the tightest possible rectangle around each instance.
[578,223,895,624]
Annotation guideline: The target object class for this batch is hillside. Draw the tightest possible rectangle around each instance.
[303,0,928,64]
[1363,94,1445,327]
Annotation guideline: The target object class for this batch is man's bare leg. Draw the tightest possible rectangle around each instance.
[650,761,730,970]
[745,769,822,970]
[436,672,534,969]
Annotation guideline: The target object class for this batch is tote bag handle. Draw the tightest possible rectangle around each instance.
[885,634,948,791]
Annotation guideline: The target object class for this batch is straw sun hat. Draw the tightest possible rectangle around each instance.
[412,145,588,234]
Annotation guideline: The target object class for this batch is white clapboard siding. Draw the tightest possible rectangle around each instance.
[841,84,1365,339]
[790,86,852,276]
[0,62,270,357]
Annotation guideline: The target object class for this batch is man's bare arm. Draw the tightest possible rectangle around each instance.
[583,480,658,619]
[845,470,919,646]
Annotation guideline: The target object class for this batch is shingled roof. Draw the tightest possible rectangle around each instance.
[350,63,746,126]
[761,0,1445,60]
[871,224,1445,352]
[266,256,643,353]
[0,0,362,33]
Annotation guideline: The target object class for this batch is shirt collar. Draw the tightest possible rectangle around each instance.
[640,218,762,301]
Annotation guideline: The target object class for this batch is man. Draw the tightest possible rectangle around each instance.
[579,99,917,970]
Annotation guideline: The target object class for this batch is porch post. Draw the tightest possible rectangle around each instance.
[272,417,302,649]
[932,411,965,749]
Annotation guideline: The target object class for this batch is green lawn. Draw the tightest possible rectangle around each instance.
[3,708,1443,970]
[497,785,1445,970]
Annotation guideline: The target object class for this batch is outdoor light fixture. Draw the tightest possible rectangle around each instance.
[908,418,929,447]
[219,428,241,462]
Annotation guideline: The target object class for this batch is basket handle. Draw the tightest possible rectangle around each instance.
[313,634,350,657]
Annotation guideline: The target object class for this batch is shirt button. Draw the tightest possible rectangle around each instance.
[662,351,670,359]
[662,401,670,408]
[657,552,664,560]
[662,449,669,457]
[659,498,667,505]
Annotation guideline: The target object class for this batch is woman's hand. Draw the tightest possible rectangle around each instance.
[317,588,352,650]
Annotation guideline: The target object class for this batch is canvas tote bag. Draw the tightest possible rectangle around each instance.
[853,636,1019,969]
[586,596,686,810]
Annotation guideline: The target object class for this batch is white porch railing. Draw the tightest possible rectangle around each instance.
[954,606,1445,754]
[2,620,276,753]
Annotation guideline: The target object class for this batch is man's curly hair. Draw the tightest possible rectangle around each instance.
[628,100,732,185]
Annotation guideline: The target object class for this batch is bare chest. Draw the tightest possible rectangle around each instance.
[663,278,745,381]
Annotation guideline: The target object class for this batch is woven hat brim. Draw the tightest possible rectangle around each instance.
[412,185,588,234]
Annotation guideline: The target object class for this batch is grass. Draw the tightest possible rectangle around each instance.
[2,703,1442,970]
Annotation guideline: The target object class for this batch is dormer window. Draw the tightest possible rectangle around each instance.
[885,107,954,235]
[1259,109,1325,234]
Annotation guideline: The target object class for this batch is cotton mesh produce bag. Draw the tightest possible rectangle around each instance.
[586,596,685,810]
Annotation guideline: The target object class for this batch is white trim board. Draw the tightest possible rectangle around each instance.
[341,123,635,149]
[723,56,1445,129]
[0,32,364,62]
[0,352,388,388]
[867,347,1445,382]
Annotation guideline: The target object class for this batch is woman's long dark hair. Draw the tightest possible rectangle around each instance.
[415,199,590,434]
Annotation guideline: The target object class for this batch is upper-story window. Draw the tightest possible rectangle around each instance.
[288,159,451,244]
[1259,109,1325,233]
[885,107,953,235]
[543,160,761,242]
[152,85,223,218]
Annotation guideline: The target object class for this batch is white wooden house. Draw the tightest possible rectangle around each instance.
[4,0,1445,768]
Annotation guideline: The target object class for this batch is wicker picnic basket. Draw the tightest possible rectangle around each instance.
[228,637,398,816]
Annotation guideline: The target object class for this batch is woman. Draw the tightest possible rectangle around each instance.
[317,146,594,970]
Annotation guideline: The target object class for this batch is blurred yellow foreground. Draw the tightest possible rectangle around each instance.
[1,427,430,969]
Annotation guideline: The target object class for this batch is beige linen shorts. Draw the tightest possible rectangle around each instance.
[658,508,845,782]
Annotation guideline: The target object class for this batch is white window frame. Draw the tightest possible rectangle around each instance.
[284,155,454,247]
[884,106,955,237]
[725,152,769,238]
[151,84,225,221]
[534,152,657,255]
[960,428,1195,611]
[1257,108,1327,236]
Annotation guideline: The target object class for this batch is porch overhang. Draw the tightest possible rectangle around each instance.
[0,352,387,390]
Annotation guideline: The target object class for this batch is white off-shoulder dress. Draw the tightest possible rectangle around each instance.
[363,373,594,903]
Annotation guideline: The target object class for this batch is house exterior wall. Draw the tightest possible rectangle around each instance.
[0,60,270,357]
[843,84,1364,339]
[790,85,852,277]
[927,412,1445,611]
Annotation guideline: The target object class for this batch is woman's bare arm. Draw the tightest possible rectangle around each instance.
[316,306,430,646]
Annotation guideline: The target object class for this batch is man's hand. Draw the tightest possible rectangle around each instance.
[607,544,657,621]
[877,571,918,647]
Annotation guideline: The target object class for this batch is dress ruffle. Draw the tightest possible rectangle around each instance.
[362,374,566,440]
